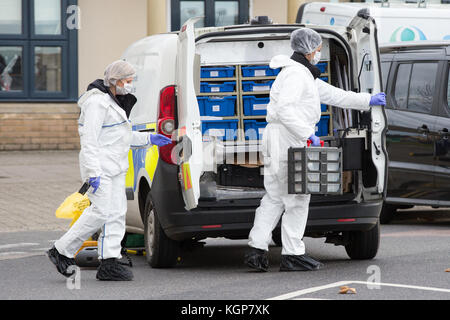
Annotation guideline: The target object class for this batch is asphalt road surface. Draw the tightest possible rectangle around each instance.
[1,208,449,301]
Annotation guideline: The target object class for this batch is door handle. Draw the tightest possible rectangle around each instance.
[417,125,429,134]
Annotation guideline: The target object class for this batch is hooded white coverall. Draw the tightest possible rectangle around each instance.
[55,88,152,259]
[248,55,371,256]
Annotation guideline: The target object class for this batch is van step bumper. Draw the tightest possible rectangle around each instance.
[164,200,382,241]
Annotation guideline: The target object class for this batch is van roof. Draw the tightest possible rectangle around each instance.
[302,1,450,17]
[380,40,450,53]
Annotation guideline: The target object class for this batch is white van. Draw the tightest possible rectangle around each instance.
[121,16,388,268]
[296,1,450,44]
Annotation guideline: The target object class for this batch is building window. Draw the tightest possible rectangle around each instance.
[171,0,249,31]
[0,0,78,101]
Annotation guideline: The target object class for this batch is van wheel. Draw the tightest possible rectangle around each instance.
[144,194,180,268]
[344,221,380,260]
[380,203,397,224]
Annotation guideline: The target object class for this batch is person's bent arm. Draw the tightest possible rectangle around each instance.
[79,96,107,178]
[130,132,172,149]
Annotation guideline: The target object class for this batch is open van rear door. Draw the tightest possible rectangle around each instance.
[348,9,388,196]
[176,18,203,210]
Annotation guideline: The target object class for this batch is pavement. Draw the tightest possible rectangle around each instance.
[0,150,82,233]
[1,151,450,301]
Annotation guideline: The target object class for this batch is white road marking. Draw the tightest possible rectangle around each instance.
[0,243,39,250]
[0,251,27,256]
[0,251,44,261]
[267,281,349,300]
[267,280,450,300]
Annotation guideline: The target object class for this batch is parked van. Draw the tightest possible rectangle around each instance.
[121,16,388,268]
[379,41,450,223]
[296,2,450,44]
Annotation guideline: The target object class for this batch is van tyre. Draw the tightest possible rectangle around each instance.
[144,194,180,268]
[380,203,397,224]
[344,221,380,260]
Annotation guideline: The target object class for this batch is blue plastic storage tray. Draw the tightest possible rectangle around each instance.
[316,62,328,74]
[200,81,235,93]
[201,66,235,78]
[202,119,239,141]
[242,65,281,77]
[244,120,268,140]
[242,95,269,116]
[242,80,274,92]
[320,76,329,83]
[197,96,236,117]
[321,104,327,112]
[315,115,330,137]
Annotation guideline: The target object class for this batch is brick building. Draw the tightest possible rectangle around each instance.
[0,0,344,151]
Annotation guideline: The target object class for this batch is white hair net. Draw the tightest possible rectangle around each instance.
[290,28,322,55]
[103,60,136,87]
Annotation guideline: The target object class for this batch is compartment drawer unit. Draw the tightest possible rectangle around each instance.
[243,95,269,116]
[315,115,330,137]
[241,65,281,77]
[197,96,236,117]
[242,80,274,92]
[201,66,235,78]
[201,119,239,141]
[316,62,328,74]
[200,81,236,93]
[244,120,268,140]
[287,147,343,195]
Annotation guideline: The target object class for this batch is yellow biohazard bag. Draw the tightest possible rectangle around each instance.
[56,182,91,226]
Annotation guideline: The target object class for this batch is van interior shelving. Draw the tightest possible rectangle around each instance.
[194,36,362,198]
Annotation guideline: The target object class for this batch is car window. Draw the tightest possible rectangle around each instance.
[394,63,411,110]
[381,61,391,92]
[408,63,438,114]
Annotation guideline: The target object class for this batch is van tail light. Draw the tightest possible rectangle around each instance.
[158,85,177,164]
[320,7,326,12]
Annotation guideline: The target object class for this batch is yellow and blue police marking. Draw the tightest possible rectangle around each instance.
[126,123,159,192]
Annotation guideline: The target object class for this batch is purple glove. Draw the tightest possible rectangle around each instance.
[370,92,386,106]
[150,134,172,147]
[88,177,101,194]
[309,134,321,147]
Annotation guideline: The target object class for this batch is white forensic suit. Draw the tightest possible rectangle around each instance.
[248,55,371,256]
[55,88,152,259]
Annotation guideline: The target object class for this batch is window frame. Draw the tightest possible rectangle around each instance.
[437,60,450,118]
[391,60,440,116]
[171,0,249,31]
[0,0,78,102]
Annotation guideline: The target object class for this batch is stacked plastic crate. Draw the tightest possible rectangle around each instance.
[240,65,279,141]
[197,61,332,143]
[316,61,332,138]
[198,66,239,141]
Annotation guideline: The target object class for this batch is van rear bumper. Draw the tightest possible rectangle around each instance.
[151,161,382,241]
[164,198,382,241]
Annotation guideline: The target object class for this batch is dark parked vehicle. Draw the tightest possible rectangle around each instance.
[380,42,450,223]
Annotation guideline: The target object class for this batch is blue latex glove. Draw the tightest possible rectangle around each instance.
[370,92,386,106]
[150,134,172,147]
[88,177,101,194]
[309,134,321,147]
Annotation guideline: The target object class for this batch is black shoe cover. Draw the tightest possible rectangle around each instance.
[47,246,76,278]
[244,248,269,272]
[280,254,323,271]
[96,258,133,281]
